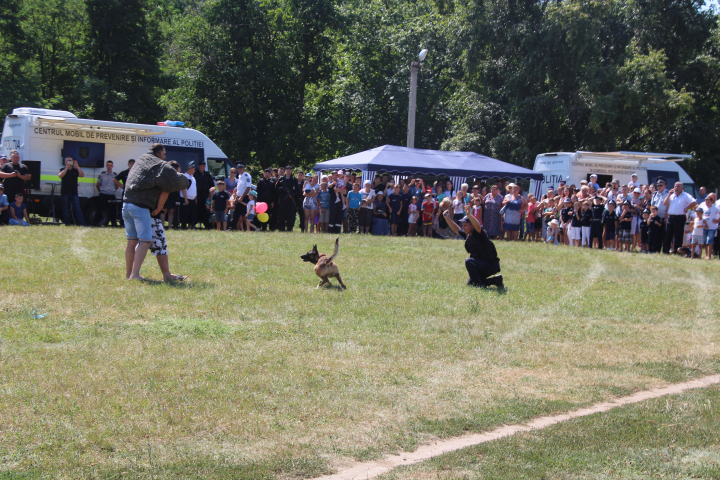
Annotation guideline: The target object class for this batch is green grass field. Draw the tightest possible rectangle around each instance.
[1,227,719,479]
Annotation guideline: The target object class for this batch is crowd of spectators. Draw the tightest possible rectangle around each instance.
[2,151,719,259]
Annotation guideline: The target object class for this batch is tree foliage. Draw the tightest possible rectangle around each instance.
[4,0,720,186]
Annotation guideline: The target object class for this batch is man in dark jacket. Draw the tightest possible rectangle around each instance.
[194,161,214,228]
[256,168,275,231]
[276,185,297,231]
[123,143,190,281]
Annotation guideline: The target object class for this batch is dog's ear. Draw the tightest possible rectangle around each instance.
[312,244,317,251]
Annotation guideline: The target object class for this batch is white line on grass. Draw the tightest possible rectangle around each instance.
[316,374,720,480]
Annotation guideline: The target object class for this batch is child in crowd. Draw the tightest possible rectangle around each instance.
[617,200,633,252]
[346,182,362,233]
[471,196,483,224]
[9,192,30,226]
[211,180,230,231]
[546,219,560,244]
[452,190,466,222]
[603,200,618,251]
[244,190,258,231]
[571,201,582,246]
[647,206,662,253]
[206,187,216,230]
[421,193,435,237]
[581,201,592,247]
[542,198,557,235]
[590,195,605,249]
[691,207,708,259]
[526,194,537,242]
[560,198,573,245]
[407,196,419,236]
[640,209,650,253]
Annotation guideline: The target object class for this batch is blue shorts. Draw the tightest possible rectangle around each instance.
[122,203,152,242]
[215,210,227,222]
[246,213,255,222]
[704,229,716,245]
[525,220,535,234]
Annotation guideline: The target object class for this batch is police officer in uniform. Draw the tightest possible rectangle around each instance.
[194,161,215,228]
[444,205,504,289]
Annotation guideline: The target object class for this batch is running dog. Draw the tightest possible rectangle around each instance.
[300,238,346,289]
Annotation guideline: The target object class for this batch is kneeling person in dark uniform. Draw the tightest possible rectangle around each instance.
[444,205,504,289]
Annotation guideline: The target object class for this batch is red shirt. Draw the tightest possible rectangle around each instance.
[421,199,435,221]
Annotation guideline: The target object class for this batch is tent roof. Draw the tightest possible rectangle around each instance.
[313,145,543,180]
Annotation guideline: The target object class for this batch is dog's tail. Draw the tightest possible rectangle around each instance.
[328,237,340,262]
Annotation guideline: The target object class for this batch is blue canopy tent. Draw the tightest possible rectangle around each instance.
[313,145,543,196]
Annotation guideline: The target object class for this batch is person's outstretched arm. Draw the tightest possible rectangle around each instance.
[443,209,460,234]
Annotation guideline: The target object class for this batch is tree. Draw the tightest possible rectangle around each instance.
[80,0,166,122]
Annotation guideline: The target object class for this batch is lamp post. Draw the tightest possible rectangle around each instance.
[407,49,428,149]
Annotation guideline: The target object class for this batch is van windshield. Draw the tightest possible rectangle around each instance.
[207,157,230,179]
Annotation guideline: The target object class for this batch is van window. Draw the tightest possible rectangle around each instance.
[206,157,229,179]
[164,146,204,172]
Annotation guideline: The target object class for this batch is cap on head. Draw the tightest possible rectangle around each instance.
[608,200,616,206]
[633,187,642,193]
[458,216,471,224]
[286,165,293,170]
[186,161,196,169]
[656,176,667,185]
[563,198,571,203]
[249,190,257,197]
[237,163,246,169]
[0,155,6,160]
[364,180,371,185]
[198,161,206,166]
[632,173,638,177]
[0,184,4,189]
[623,200,631,206]
[590,174,597,178]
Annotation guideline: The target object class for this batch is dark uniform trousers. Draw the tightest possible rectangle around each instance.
[329,201,343,234]
[465,258,501,286]
[196,196,209,228]
[296,203,305,232]
[590,220,603,249]
[278,205,296,231]
[663,214,686,254]
[95,193,118,226]
[181,199,197,228]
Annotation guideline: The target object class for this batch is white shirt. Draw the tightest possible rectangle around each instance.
[693,216,706,236]
[628,180,638,190]
[237,172,252,198]
[184,173,197,200]
[700,203,720,230]
[247,199,256,215]
[667,191,696,216]
[360,188,375,209]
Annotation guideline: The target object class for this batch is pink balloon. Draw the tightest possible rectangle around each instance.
[256,202,268,214]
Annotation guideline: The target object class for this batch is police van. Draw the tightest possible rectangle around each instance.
[529,151,696,198]
[1,107,233,223]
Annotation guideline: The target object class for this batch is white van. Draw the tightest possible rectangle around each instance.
[530,151,696,198]
[1,107,233,223]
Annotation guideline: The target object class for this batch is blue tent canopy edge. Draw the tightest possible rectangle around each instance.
[313,145,543,180]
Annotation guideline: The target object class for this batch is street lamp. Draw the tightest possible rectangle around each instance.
[407,49,428,149]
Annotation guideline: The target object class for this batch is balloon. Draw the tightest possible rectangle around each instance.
[256,202,268,214]
[257,212,269,223]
